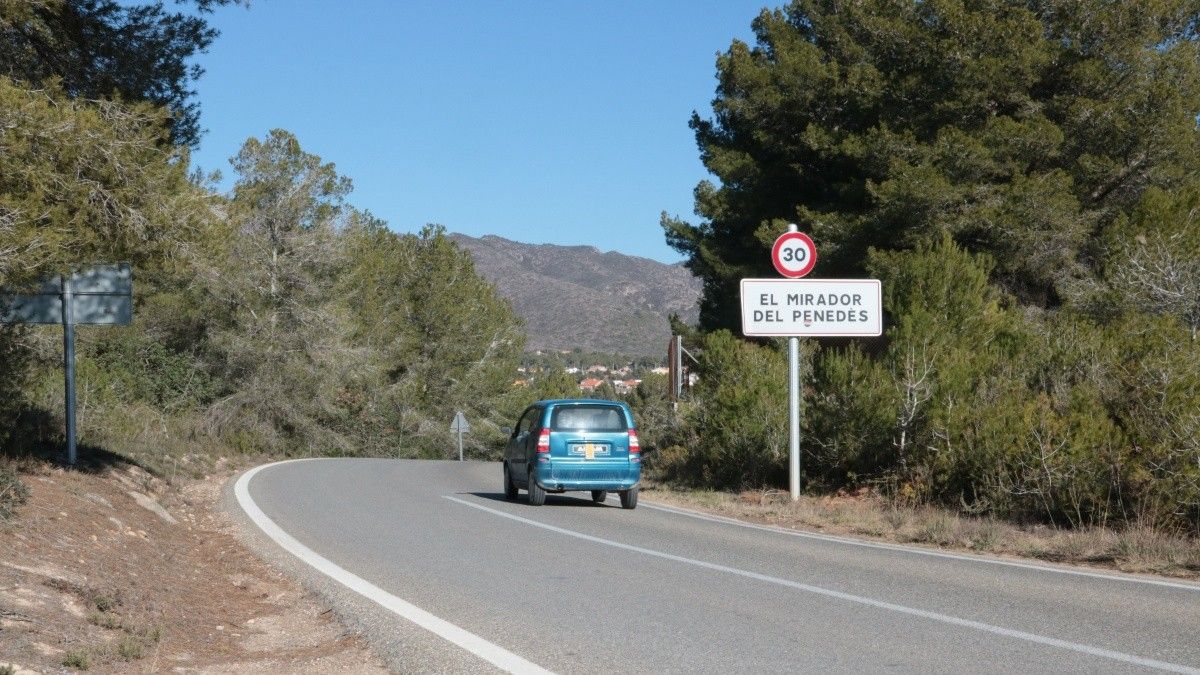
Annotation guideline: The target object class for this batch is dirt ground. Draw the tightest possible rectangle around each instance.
[0,462,389,673]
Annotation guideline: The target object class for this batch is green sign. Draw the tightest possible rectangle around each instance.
[0,264,132,325]
[0,263,133,466]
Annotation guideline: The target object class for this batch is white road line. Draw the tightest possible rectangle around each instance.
[445,495,1199,675]
[630,498,1200,592]
[234,460,554,675]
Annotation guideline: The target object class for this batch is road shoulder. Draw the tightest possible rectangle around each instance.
[0,461,388,673]
[222,459,505,674]
[639,486,1200,582]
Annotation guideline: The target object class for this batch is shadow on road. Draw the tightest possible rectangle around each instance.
[467,491,610,508]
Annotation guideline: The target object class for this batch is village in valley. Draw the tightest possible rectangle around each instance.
[515,350,695,396]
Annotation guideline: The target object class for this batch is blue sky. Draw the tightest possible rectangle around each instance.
[188,0,769,263]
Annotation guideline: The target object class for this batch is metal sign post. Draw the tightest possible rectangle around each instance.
[62,276,77,465]
[667,334,700,408]
[784,224,804,501]
[788,331,801,501]
[741,227,883,501]
[781,222,804,502]
[1,264,132,465]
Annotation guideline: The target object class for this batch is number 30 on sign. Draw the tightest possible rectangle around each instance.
[771,231,817,278]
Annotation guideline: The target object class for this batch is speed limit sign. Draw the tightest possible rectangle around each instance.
[771,231,817,278]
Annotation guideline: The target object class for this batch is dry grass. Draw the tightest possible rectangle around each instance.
[641,484,1200,579]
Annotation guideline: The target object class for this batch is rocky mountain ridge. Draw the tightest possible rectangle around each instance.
[450,233,701,357]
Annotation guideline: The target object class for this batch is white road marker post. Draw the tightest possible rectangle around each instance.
[450,411,470,461]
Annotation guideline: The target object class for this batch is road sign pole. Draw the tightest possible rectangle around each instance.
[788,335,801,501]
[2,263,134,468]
[450,411,470,461]
[788,219,800,500]
[785,223,802,500]
[61,275,77,466]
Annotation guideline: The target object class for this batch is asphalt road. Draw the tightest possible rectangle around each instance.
[231,458,1200,674]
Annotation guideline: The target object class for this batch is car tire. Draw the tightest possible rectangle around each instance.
[619,486,638,510]
[503,462,517,500]
[591,490,607,504]
[527,469,547,506]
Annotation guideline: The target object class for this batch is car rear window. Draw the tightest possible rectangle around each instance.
[550,405,627,431]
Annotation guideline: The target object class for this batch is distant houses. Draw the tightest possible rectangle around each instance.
[513,359,666,396]
[613,379,641,394]
[578,376,642,394]
[578,377,604,392]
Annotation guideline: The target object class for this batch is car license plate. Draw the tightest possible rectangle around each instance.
[571,443,607,458]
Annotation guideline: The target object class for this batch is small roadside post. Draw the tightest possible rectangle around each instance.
[450,411,470,461]
[667,334,699,407]
[741,227,882,500]
[0,264,132,466]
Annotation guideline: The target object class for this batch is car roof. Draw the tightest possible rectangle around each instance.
[535,398,630,408]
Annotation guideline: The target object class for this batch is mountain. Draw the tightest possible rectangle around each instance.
[450,234,701,358]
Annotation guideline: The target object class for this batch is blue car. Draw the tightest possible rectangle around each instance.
[503,399,641,509]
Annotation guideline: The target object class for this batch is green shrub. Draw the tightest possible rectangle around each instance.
[656,330,792,489]
[62,649,90,670]
[625,372,675,457]
[90,594,119,613]
[809,236,1024,497]
[806,343,896,489]
[75,328,217,410]
[88,611,122,629]
[659,232,1200,532]
[0,464,28,520]
[117,636,143,660]
[1100,315,1200,529]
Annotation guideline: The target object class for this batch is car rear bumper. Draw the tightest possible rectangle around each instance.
[533,459,640,492]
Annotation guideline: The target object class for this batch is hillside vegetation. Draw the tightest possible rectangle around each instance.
[656,1,1200,533]
[0,2,526,495]
[3,1,1199,541]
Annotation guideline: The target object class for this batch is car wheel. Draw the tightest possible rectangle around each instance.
[503,462,517,500]
[591,490,607,504]
[527,469,547,506]
[619,486,638,510]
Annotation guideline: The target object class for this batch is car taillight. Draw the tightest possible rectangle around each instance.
[628,429,640,454]
[536,428,550,453]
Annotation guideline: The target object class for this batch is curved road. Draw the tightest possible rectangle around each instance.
[231,458,1200,674]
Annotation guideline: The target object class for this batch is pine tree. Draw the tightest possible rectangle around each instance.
[666,0,1200,331]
